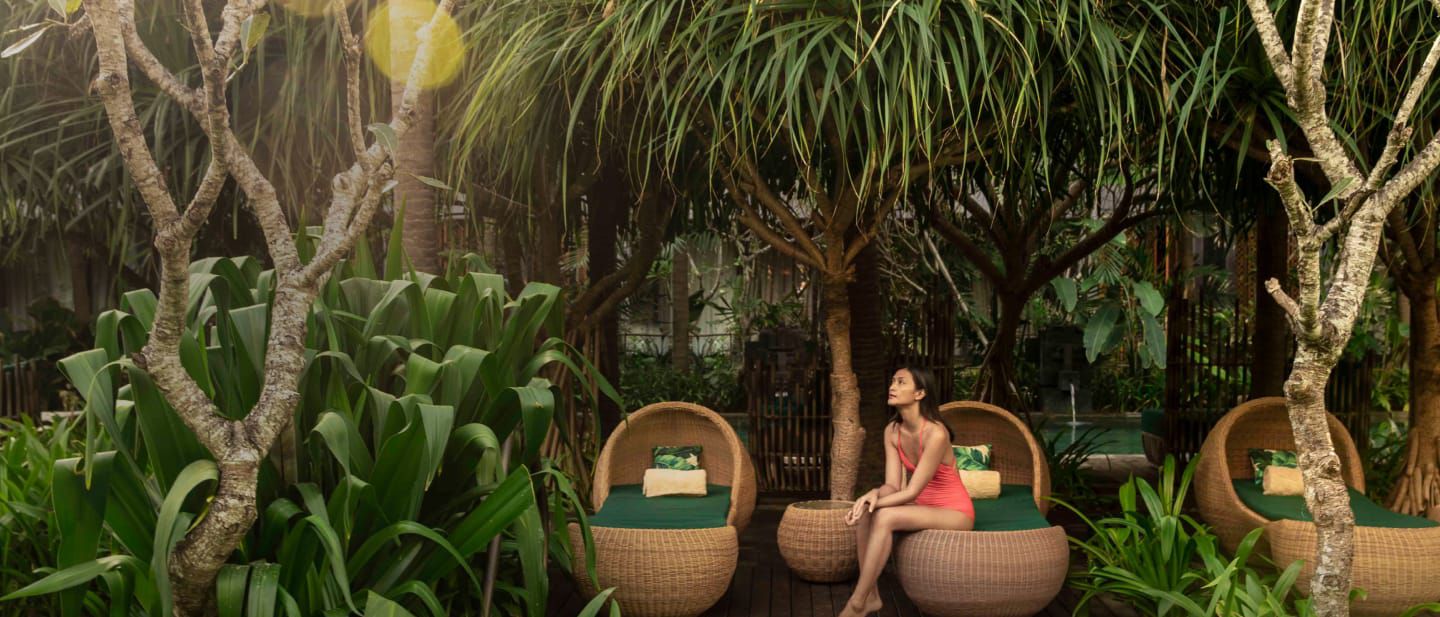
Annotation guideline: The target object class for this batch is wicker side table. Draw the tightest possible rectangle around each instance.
[777,500,857,582]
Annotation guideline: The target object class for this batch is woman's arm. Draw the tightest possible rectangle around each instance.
[873,426,949,509]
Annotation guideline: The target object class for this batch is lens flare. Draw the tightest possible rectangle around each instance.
[364,0,465,90]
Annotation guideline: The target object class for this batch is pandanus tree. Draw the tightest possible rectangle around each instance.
[472,0,1188,500]
[2,0,471,611]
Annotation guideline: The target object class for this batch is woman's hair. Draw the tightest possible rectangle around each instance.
[888,364,952,440]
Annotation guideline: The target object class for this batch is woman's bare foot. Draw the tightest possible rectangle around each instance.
[838,591,883,616]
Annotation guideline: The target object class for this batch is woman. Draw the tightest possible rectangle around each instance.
[839,365,975,617]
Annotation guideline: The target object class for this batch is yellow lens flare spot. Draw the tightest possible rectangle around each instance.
[364,0,464,90]
[276,0,342,18]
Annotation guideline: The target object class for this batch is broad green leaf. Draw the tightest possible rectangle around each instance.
[1141,311,1167,369]
[0,555,145,601]
[153,460,219,617]
[53,454,114,617]
[245,563,282,617]
[1082,305,1122,364]
[409,174,453,191]
[2,25,48,58]
[1051,278,1078,313]
[363,593,417,617]
[367,123,398,153]
[1133,281,1164,317]
[576,588,619,617]
[217,565,249,617]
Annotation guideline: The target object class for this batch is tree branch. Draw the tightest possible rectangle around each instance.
[927,206,1007,285]
[1265,140,1318,237]
[1265,277,1307,333]
[1244,0,1297,91]
[720,171,825,271]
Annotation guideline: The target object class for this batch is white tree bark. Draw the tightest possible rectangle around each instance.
[77,0,463,613]
[1243,0,1440,613]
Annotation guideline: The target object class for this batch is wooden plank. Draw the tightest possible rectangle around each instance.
[771,560,793,617]
[728,563,754,617]
[749,563,773,617]
[810,577,832,617]
[790,569,812,617]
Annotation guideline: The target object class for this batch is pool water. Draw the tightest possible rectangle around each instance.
[1040,421,1145,455]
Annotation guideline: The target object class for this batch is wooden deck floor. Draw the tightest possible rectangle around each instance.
[548,492,1130,617]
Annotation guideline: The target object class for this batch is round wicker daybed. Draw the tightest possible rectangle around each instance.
[892,401,1069,617]
[567,402,757,617]
[1196,397,1440,617]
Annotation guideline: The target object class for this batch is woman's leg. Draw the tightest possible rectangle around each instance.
[851,510,881,607]
[839,506,974,617]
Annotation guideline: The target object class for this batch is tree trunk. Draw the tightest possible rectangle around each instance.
[823,271,865,501]
[671,245,691,373]
[850,243,891,489]
[974,293,1025,412]
[1285,349,1357,616]
[389,85,439,274]
[1389,282,1440,517]
[1252,203,1290,398]
[64,233,93,325]
[590,175,623,436]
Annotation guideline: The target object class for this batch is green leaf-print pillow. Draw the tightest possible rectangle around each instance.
[653,445,702,471]
[1248,448,1298,485]
[952,444,992,472]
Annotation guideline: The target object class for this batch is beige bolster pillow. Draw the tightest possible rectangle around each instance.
[959,469,1001,500]
[1263,465,1305,496]
[643,468,708,497]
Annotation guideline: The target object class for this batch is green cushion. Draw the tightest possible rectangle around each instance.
[952,444,993,471]
[1232,480,1439,529]
[589,484,731,529]
[652,445,702,470]
[972,484,1053,532]
[1141,408,1164,436]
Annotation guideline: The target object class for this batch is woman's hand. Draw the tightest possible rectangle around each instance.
[845,489,879,525]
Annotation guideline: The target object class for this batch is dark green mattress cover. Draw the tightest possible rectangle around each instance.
[1232,480,1439,529]
[589,484,732,529]
[972,484,1053,532]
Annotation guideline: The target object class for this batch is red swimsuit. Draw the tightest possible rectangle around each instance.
[896,421,976,520]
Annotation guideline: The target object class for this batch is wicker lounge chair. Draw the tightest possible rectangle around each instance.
[567,402,757,617]
[1196,397,1440,617]
[892,401,1069,617]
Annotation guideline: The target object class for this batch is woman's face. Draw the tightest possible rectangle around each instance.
[888,369,925,407]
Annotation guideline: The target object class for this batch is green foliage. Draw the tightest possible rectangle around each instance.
[0,416,83,617]
[1031,418,1108,508]
[1091,359,1164,412]
[3,249,615,616]
[619,352,742,413]
[1041,231,1168,371]
[0,298,93,409]
[1057,456,1317,617]
[1248,448,1298,485]
[1364,417,1410,505]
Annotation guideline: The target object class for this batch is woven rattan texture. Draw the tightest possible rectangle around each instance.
[938,400,1052,514]
[1197,398,1440,617]
[777,500,858,582]
[568,523,739,617]
[894,525,1069,617]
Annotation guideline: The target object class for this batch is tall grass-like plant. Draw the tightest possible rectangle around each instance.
[1,248,615,616]
[0,417,82,616]
[1057,456,1440,617]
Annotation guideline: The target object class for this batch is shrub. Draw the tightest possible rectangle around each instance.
[3,252,614,616]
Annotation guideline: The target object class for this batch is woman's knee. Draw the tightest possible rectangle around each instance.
[871,509,897,532]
